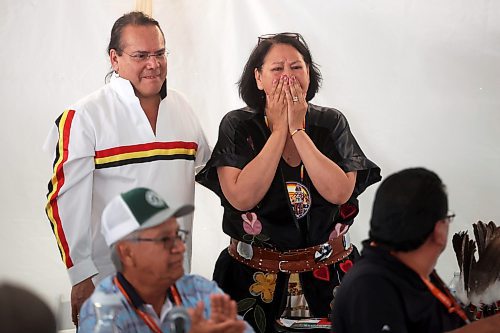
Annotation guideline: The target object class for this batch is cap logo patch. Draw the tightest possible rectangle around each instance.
[145,190,166,208]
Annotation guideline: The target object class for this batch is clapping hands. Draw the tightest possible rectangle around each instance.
[188,294,247,333]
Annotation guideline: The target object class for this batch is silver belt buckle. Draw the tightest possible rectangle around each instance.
[278,260,289,273]
[343,232,351,250]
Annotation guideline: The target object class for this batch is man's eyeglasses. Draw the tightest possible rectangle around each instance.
[128,229,189,250]
[121,49,169,62]
[444,211,456,223]
[258,32,301,44]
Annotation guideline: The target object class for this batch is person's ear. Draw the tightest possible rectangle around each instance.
[110,49,120,73]
[117,242,135,267]
[431,220,448,248]
[254,68,264,90]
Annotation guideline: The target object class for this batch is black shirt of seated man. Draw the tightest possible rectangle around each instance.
[332,242,464,333]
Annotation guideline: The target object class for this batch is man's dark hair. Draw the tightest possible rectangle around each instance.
[105,11,165,81]
[238,33,322,112]
[369,167,448,251]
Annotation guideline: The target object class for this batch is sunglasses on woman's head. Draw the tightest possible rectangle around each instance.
[257,32,301,44]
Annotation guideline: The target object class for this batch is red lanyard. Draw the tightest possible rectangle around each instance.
[420,273,470,324]
[113,276,162,333]
[168,284,183,306]
[113,276,184,333]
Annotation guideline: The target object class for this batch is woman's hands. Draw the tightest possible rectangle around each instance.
[218,73,355,209]
[265,75,307,135]
[265,76,289,135]
[266,75,357,205]
[218,77,294,211]
[285,76,308,133]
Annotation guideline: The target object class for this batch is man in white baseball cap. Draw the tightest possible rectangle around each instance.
[78,187,252,332]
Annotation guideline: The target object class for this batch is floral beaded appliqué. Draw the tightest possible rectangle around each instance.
[237,272,277,333]
[249,272,277,303]
[242,212,262,235]
[237,213,273,332]
[240,212,271,246]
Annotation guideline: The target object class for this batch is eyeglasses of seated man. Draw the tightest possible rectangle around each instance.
[444,211,455,223]
[128,228,188,251]
[118,219,187,283]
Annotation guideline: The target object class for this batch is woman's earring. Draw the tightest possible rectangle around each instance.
[114,70,120,78]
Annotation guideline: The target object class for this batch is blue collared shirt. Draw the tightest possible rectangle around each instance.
[79,273,254,332]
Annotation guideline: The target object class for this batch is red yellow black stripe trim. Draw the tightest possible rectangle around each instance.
[95,141,198,169]
[45,110,75,268]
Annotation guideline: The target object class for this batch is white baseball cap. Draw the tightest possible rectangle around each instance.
[101,187,194,246]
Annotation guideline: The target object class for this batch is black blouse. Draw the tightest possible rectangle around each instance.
[196,104,381,250]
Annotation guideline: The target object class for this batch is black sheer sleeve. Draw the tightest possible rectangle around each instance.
[307,105,381,197]
[196,109,263,199]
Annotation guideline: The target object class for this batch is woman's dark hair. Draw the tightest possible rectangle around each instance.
[238,33,322,112]
[105,11,165,82]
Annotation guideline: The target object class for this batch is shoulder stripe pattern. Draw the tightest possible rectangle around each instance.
[45,110,75,268]
[94,141,198,169]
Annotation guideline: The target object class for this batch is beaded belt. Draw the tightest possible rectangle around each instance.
[227,234,352,273]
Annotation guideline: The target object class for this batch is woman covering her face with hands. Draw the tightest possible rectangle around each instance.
[196,33,381,332]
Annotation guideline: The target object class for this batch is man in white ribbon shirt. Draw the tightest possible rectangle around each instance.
[44,11,210,325]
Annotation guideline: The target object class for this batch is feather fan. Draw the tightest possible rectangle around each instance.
[453,221,500,308]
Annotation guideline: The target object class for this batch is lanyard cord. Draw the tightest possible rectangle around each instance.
[264,115,305,182]
[420,272,470,324]
[113,276,184,333]
[168,284,183,306]
[264,114,309,239]
[114,276,162,333]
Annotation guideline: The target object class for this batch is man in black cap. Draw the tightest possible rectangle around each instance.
[332,167,500,333]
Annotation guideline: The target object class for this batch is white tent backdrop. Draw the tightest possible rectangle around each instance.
[1,0,499,321]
